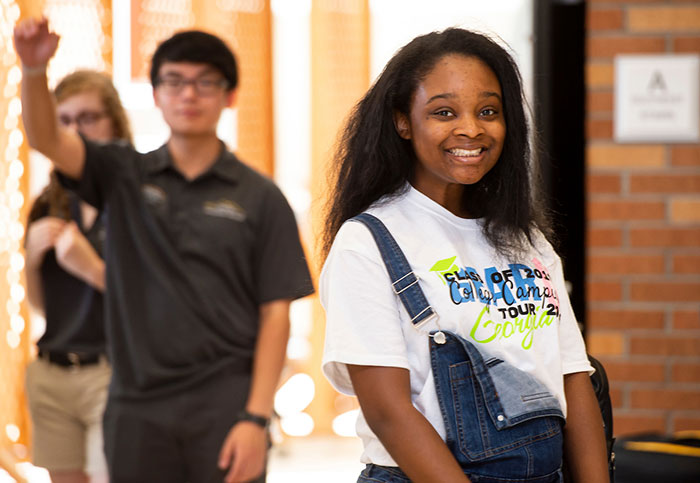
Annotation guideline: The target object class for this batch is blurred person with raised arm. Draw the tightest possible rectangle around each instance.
[15,17,313,483]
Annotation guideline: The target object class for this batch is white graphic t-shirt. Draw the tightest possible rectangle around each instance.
[321,185,592,466]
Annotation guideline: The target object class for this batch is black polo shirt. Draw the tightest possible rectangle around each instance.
[60,139,314,399]
[27,193,106,355]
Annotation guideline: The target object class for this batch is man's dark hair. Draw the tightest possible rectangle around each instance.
[150,30,238,90]
[323,28,552,259]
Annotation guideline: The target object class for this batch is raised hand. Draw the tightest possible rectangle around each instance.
[13,17,59,68]
[25,217,66,269]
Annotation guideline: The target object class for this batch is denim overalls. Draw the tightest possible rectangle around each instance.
[351,213,565,483]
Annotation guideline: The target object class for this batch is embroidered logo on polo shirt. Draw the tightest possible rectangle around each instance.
[203,199,246,222]
[142,184,167,206]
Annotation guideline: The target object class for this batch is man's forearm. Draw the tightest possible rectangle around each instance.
[21,67,59,155]
[245,299,291,417]
[20,67,85,179]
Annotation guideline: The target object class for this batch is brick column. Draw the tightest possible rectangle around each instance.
[585,0,700,436]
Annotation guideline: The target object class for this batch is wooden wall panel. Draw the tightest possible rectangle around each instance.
[308,0,369,434]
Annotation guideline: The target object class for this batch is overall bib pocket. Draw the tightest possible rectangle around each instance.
[431,330,565,481]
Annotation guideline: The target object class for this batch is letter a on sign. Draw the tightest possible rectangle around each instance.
[647,70,667,93]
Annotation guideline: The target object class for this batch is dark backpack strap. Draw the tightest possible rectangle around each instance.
[350,213,436,327]
[587,354,616,481]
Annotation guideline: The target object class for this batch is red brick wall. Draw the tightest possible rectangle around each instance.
[585,0,700,436]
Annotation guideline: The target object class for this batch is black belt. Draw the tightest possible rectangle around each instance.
[38,349,102,368]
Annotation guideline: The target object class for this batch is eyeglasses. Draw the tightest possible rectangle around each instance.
[58,110,108,129]
[155,76,229,96]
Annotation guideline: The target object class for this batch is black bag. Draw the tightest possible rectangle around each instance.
[588,354,616,481]
[614,432,700,483]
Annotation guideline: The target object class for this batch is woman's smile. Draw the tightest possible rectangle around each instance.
[394,53,506,216]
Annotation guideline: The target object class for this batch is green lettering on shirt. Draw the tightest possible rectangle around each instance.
[469,305,555,350]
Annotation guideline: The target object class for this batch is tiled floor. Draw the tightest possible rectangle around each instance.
[1,436,365,482]
[268,436,364,483]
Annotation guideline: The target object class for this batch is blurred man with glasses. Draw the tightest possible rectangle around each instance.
[15,19,314,483]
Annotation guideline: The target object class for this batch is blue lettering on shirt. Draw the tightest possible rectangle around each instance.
[509,263,542,302]
[485,267,515,305]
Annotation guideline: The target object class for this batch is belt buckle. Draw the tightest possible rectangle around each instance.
[67,352,81,370]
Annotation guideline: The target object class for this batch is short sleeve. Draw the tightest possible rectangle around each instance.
[253,184,314,303]
[57,137,133,211]
[550,254,593,376]
[321,221,410,395]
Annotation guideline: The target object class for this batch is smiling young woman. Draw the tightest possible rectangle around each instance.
[320,28,609,483]
[394,54,506,218]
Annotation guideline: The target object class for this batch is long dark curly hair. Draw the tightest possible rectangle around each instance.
[322,28,552,259]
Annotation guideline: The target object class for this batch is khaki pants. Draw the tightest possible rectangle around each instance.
[25,357,111,477]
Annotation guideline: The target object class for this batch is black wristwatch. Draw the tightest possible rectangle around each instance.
[237,410,269,429]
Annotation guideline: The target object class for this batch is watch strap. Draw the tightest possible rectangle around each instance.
[237,410,269,428]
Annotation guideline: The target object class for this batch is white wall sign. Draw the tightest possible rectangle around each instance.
[614,54,699,143]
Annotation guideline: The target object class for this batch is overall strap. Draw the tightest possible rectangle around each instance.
[350,213,436,327]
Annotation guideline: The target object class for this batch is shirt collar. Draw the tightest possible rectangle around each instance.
[147,141,242,183]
